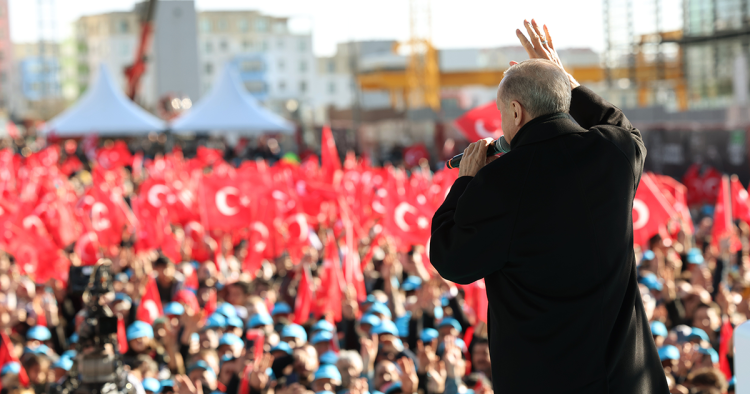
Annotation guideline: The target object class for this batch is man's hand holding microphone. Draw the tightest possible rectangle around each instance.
[457,138,500,178]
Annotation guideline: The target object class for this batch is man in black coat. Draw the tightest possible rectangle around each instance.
[430,20,669,393]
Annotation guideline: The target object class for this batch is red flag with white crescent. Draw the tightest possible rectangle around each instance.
[633,173,676,246]
[730,175,750,224]
[711,175,740,251]
[453,101,503,142]
[294,264,313,325]
[200,174,263,231]
[136,276,164,325]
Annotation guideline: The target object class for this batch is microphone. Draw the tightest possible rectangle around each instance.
[446,138,511,169]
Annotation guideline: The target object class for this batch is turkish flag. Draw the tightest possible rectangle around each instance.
[321,126,341,177]
[454,101,503,142]
[0,331,29,388]
[117,316,128,354]
[652,174,693,234]
[315,231,344,322]
[60,155,83,176]
[96,141,132,170]
[294,264,313,325]
[136,276,164,325]
[711,175,740,251]
[381,173,433,250]
[718,318,733,380]
[683,164,722,206]
[200,174,265,231]
[730,175,750,223]
[75,231,101,266]
[196,146,224,166]
[633,173,676,246]
[403,144,430,167]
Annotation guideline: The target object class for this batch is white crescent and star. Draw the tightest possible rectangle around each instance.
[394,202,418,232]
[251,222,269,252]
[148,184,171,208]
[215,186,240,216]
[91,202,111,231]
[475,119,501,139]
[632,199,650,230]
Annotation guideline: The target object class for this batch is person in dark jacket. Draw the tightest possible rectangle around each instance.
[430,20,669,393]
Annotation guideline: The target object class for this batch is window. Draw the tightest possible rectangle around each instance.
[220,40,228,51]
[200,19,211,32]
[299,81,307,93]
[217,18,228,31]
[328,81,336,94]
[299,40,306,52]
[240,60,263,72]
[256,18,268,32]
[299,61,307,72]
[262,40,268,51]
[118,20,129,34]
[277,39,284,49]
[327,60,335,73]
[205,41,213,53]
[244,81,265,93]
[242,40,252,51]
[278,60,285,71]
[278,81,286,92]
[238,19,249,32]
[205,63,213,75]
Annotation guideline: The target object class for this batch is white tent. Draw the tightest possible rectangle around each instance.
[43,64,165,136]
[170,64,294,134]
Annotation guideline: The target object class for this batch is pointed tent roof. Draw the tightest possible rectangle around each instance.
[43,64,165,136]
[170,63,294,134]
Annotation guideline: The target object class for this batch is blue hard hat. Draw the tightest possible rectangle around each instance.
[114,293,132,304]
[701,205,715,217]
[266,367,276,381]
[642,250,655,261]
[270,342,293,356]
[319,351,339,365]
[314,364,342,382]
[68,333,79,344]
[127,321,154,341]
[687,248,704,265]
[360,314,381,327]
[438,318,462,333]
[383,382,402,394]
[402,276,422,292]
[160,380,174,388]
[437,337,466,357]
[311,330,334,345]
[205,313,227,329]
[420,328,439,343]
[639,273,663,291]
[164,302,185,316]
[187,360,216,378]
[226,316,244,329]
[372,320,399,336]
[650,321,668,337]
[272,302,292,316]
[52,357,74,371]
[143,377,161,393]
[219,333,243,347]
[248,313,273,329]
[697,347,719,363]
[27,326,52,341]
[62,350,77,360]
[396,314,410,338]
[312,320,335,333]
[216,303,237,318]
[0,362,20,376]
[369,303,392,319]
[281,324,308,341]
[689,327,710,343]
[658,345,680,361]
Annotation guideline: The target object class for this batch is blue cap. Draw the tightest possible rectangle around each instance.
[272,302,292,316]
[164,302,185,316]
[143,377,161,393]
[314,364,342,382]
[281,324,308,341]
[68,333,79,344]
[52,357,74,371]
[701,205,714,217]
[438,318,462,334]
[216,303,237,318]
[219,333,243,347]
[271,342,293,355]
[248,313,273,328]
[266,367,276,381]
[312,320,335,333]
[115,293,132,304]
[687,248,704,265]
[227,316,244,329]
[0,362,20,376]
[420,328,439,343]
[437,337,466,357]
[27,326,52,341]
[311,330,334,345]
[187,361,216,378]
[658,345,680,361]
[689,327,710,343]
[697,347,719,363]
[369,303,392,319]
[650,321,668,337]
[373,320,399,336]
[642,250,655,261]
[383,382,402,394]
[360,314,381,327]
[319,351,339,365]
[639,273,663,291]
[396,314,410,338]
[127,321,154,341]
[160,380,174,388]
[402,276,422,292]
[205,313,227,329]
[62,350,77,359]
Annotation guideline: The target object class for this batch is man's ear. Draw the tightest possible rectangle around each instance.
[512,101,523,126]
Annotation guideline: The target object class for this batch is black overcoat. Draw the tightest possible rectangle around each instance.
[430,86,669,393]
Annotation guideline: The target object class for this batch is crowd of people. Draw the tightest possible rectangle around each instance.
[0,131,744,394]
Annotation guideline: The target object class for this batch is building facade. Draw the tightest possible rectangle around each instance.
[0,0,12,112]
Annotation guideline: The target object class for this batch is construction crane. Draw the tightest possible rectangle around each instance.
[124,0,158,101]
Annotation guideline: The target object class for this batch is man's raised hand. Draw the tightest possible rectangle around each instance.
[512,19,579,89]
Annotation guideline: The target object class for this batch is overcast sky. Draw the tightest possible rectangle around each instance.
[9,0,613,56]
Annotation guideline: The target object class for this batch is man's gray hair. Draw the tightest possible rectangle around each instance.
[498,59,571,117]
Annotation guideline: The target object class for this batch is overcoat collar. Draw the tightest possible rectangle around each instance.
[510,112,583,150]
